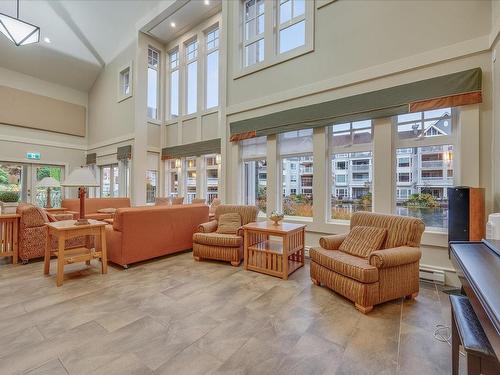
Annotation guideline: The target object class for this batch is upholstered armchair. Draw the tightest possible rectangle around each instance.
[310,212,425,313]
[192,205,258,266]
[17,204,86,263]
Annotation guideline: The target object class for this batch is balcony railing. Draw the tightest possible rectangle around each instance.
[421,161,447,168]
[351,165,370,172]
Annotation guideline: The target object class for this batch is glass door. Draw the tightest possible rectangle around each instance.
[32,165,64,208]
[100,164,119,197]
[0,163,24,203]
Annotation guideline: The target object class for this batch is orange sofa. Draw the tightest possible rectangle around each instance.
[61,197,130,220]
[105,204,209,267]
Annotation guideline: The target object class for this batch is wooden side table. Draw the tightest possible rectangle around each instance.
[0,214,19,264]
[243,221,306,280]
[44,219,108,287]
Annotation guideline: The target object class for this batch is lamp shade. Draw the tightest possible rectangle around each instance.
[61,167,99,187]
[36,176,60,188]
[0,12,40,47]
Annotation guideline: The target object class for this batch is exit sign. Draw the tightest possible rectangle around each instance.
[26,152,40,160]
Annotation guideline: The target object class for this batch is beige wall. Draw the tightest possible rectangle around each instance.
[87,41,136,147]
[493,36,500,212]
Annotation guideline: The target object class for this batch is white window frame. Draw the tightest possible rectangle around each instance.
[168,48,180,119]
[117,61,133,102]
[277,0,306,54]
[242,0,265,68]
[100,164,120,198]
[147,47,160,121]
[185,38,199,115]
[184,156,198,203]
[204,154,220,203]
[394,108,458,232]
[328,121,374,223]
[234,0,314,78]
[165,159,179,197]
[205,26,220,110]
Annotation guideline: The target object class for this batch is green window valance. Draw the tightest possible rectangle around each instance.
[85,153,96,165]
[117,145,132,160]
[162,138,221,160]
[230,68,482,141]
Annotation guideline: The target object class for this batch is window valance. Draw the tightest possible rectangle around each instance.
[117,145,132,160]
[230,68,482,141]
[85,153,97,165]
[162,138,221,160]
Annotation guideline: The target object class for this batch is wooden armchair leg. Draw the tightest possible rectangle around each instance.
[311,278,320,286]
[355,303,373,314]
[230,260,241,267]
[405,292,418,300]
[193,256,201,262]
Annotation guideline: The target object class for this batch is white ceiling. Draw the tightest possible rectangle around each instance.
[0,0,174,91]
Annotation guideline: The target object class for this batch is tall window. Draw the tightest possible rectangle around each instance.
[205,154,219,203]
[101,164,119,198]
[278,0,305,53]
[395,108,454,231]
[185,39,198,115]
[169,49,180,118]
[241,136,267,214]
[205,27,219,109]
[184,157,197,203]
[147,47,160,120]
[243,0,265,67]
[165,159,179,197]
[146,152,159,204]
[329,121,373,221]
[279,129,313,217]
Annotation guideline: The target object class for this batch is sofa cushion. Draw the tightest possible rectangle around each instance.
[193,232,243,247]
[339,226,387,258]
[310,247,379,283]
[216,213,242,234]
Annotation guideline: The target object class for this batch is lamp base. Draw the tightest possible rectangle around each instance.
[74,218,90,226]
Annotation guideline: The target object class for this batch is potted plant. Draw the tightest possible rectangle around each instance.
[0,191,20,214]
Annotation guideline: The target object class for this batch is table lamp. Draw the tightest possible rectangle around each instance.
[36,177,60,209]
[61,166,99,225]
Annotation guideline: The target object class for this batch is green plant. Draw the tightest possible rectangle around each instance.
[403,193,438,208]
[0,191,20,203]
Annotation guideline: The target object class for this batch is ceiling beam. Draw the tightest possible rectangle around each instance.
[47,0,105,67]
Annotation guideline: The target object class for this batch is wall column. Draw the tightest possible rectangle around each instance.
[372,117,394,214]
[313,127,327,223]
[266,134,278,213]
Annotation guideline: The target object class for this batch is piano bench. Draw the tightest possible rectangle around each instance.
[450,295,499,375]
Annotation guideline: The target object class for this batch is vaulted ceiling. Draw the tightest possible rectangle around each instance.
[0,0,175,91]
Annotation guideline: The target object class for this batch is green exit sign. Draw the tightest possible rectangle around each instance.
[26,152,40,160]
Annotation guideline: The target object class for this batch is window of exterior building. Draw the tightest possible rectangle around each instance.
[395,107,455,231]
[329,121,373,221]
[278,0,306,53]
[185,39,198,114]
[205,27,219,109]
[118,65,132,102]
[146,170,157,204]
[147,47,160,120]
[279,129,313,218]
[205,154,219,203]
[169,49,180,118]
[184,157,197,203]
[100,164,119,198]
[241,136,267,214]
[165,159,179,197]
[243,0,265,67]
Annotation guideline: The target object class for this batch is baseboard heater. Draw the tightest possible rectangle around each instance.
[419,267,445,285]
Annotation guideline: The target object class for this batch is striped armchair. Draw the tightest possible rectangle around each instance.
[193,205,258,266]
[310,212,425,313]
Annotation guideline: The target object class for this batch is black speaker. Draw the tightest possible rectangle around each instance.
[448,187,485,242]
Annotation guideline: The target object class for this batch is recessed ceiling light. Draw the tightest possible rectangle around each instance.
[204,0,210,4]
[170,22,176,28]
[43,37,51,43]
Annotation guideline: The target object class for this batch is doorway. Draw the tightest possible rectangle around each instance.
[0,163,65,208]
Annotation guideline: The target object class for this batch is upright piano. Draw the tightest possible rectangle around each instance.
[449,239,500,361]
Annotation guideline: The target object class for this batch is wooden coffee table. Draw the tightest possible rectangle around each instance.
[44,219,108,287]
[243,221,306,280]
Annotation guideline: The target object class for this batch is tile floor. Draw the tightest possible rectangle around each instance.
[0,252,458,374]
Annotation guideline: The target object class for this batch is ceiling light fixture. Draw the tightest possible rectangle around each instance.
[43,37,50,43]
[204,0,210,5]
[170,22,176,28]
[0,0,40,46]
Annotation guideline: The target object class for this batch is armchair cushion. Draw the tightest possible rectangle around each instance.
[193,232,243,247]
[216,213,242,234]
[197,220,218,233]
[339,226,387,258]
[369,246,422,268]
[310,247,378,283]
[319,233,348,250]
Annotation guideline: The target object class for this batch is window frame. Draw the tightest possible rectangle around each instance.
[184,38,199,115]
[277,0,307,55]
[204,26,220,110]
[117,61,133,103]
[147,46,161,121]
[168,48,180,119]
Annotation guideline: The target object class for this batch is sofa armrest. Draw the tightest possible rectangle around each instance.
[197,220,218,233]
[319,233,348,250]
[369,246,421,269]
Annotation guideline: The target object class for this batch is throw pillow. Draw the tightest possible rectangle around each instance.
[216,213,242,234]
[339,226,387,258]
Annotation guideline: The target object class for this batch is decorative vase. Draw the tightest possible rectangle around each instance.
[269,211,284,225]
